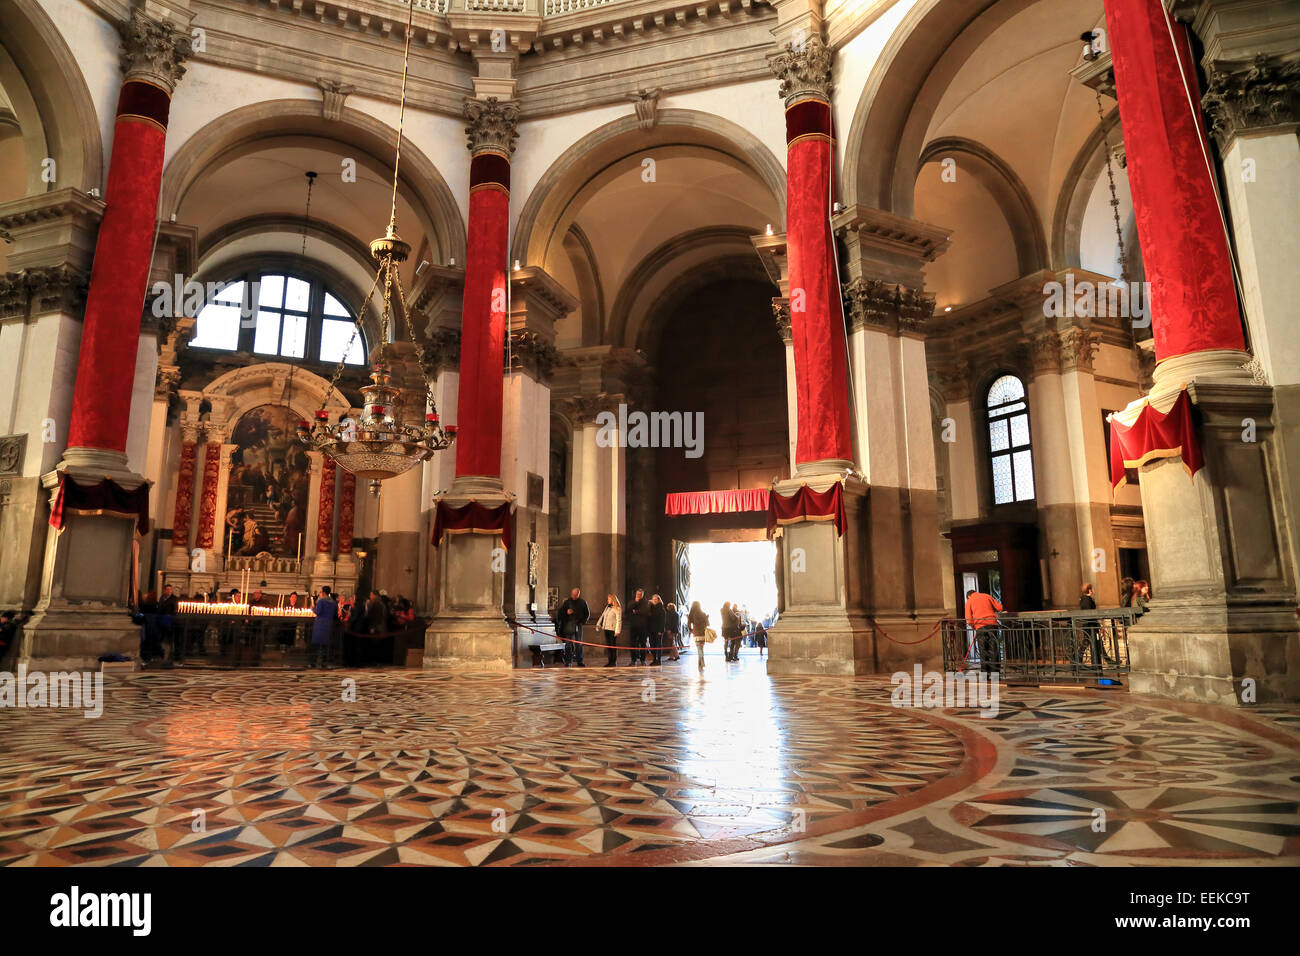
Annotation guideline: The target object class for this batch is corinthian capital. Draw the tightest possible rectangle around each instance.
[1203,54,1300,150]
[464,97,520,156]
[770,34,833,106]
[119,9,190,91]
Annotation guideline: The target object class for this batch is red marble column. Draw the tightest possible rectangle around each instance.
[1103,0,1246,360]
[316,456,336,554]
[170,434,198,551]
[194,440,221,550]
[454,98,518,480]
[66,14,189,456]
[771,37,854,467]
[338,473,356,554]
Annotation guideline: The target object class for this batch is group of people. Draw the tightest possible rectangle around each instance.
[130,581,420,667]
[554,587,770,670]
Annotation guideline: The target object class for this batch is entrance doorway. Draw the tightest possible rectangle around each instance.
[676,540,778,656]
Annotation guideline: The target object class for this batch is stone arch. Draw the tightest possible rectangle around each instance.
[607,225,767,351]
[1049,106,1131,271]
[841,0,1041,216]
[158,99,466,263]
[0,0,104,194]
[918,137,1048,275]
[202,362,352,434]
[511,109,787,268]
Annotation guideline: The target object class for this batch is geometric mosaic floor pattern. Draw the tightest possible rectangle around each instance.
[1,657,1297,866]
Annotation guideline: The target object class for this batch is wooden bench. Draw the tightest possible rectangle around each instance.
[528,640,566,667]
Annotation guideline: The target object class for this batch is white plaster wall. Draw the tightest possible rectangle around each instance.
[500,372,550,508]
[34,0,119,184]
[832,0,921,175]
[15,311,81,476]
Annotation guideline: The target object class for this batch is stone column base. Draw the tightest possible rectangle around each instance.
[423,482,513,670]
[767,607,874,675]
[1127,604,1300,706]
[21,450,147,669]
[868,610,947,674]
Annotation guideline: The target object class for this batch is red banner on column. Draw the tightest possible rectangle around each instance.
[786,97,853,466]
[1109,388,1204,491]
[338,471,356,554]
[766,481,845,538]
[1103,0,1245,360]
[316,455,336,553]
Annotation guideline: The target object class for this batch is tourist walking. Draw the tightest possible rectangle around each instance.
[557,587,591,666]
[688,600,710,670]
[597,594,622,667]
[310,586,338,668]
[754,619,768,658]
[627,588,650,665]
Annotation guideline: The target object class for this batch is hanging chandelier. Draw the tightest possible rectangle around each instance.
[297,0,455,493]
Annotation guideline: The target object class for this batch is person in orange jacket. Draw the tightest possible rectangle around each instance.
[964,588,1003,674]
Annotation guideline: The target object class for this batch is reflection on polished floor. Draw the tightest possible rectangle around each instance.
[1,656,1297,866]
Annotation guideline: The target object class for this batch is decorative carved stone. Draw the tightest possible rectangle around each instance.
[1203,54,1300,149]
[772,298,791,342]
[421,327,461,377]
[465,97,520,156]
[119,9,190,91]
[0,274,26,320]
[317,78,355,121]
[155,365,182,404]
[1,265,90,319]
[1031,331,1062,375]
[557,394,609,426]
[507,328,560,383]
[1136,346,1157,392]
[770,34,833,105]
[179,417,202,444]
[628,88,661,130]
[0,434,26,476]
[1242,355,1271,387]
[842,278,935,334]
[936,360,972,404]
[1059,327,1103,374]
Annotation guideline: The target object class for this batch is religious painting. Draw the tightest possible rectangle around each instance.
[226,404,312,558]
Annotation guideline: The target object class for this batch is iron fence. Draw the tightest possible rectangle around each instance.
[940,609,1135,683]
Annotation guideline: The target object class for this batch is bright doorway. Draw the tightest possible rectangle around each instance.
[677,540,779,656]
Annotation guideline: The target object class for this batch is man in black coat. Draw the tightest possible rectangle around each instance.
[557,587,590,666]
[626,588,650,665]
[648,595,667,665]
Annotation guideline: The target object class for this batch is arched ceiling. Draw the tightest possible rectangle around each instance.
[178,140,426,291]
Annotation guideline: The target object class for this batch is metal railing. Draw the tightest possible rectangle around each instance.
[941,608,1135,683]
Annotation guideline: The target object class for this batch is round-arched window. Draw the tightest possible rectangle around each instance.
[986,374,1035,505]
[189,271,366,366]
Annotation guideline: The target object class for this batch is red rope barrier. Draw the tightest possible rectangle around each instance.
[868,618,943,646]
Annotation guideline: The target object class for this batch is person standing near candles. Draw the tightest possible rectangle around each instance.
[310,586,338,669]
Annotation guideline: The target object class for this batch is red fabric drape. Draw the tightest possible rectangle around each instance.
[786,97,853,466]
[432,500,514,549]
[766,481,845,538]
[49,475,150,535]
[195,441,221,549]
[338,472,356,554]
[316,455,336,553]
[1103,0,1245,360]
[170,438,197,549]
[67,81,172,453]
[664,488,771,516]
[455,154,510,479]
[1109,389,1204,491]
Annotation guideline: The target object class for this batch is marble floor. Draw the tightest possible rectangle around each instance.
[0,655,1297,866]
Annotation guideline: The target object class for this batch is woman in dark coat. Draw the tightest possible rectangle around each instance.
[648,594,667,666]
[310,586,338,668]
[721,601,741,662]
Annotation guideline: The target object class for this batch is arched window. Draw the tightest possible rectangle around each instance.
[986,374,1034,505]
[190,271,366,366]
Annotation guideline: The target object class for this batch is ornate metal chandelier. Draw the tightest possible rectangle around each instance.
[297,0,455,493]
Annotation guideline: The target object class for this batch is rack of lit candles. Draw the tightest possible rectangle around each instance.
[176,601,314,619]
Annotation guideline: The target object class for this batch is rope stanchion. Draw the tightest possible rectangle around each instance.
[868,618,944,646]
